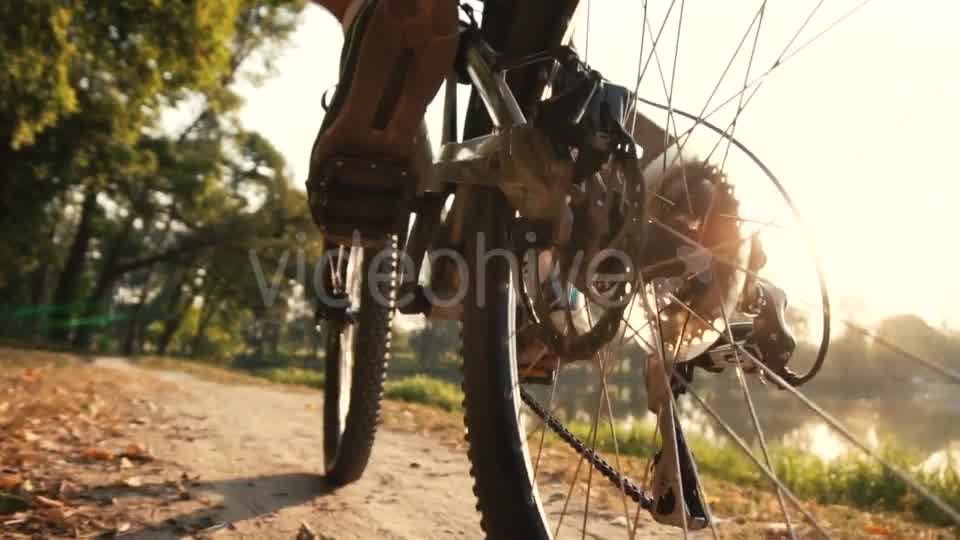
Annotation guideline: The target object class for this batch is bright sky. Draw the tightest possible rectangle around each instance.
[236,1,960,331]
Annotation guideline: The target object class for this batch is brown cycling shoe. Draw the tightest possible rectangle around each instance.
[306,0,459,246]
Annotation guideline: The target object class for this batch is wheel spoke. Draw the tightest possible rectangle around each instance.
[672,2,768,161]
[670,294,960,527]
[665,0,692,216]
[589,302,638,539]
[683,384,832,539]
[599,378,636,539]
[719,303,796,540]
[643,0,876,148]
[637,0,694,215]
[579,358,605,539]
[624,0,650,132]
[533,363,563,480]
[805,300,960,386]
[554,384,606,538]
[640,279,690,537]
[669,312,722,540]
[627,0,678,132]
[707,1,767,171]
[651,212,960,388]
[630,401,662,540]
[583,0,592,63]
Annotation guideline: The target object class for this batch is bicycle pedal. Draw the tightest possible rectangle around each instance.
[517,331,560,385]
[306,0,458,249]
[518,364,557,385]
[307,155,412,246]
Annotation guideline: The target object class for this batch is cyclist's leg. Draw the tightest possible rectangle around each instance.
[311,0,351,23]
[306,0,458,244]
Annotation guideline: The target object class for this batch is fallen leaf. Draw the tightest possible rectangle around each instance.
[56,480,78,497]
[122,476,143,488]
[296,521,318,540]
[119,457,134,469]
[116,522,132,533]
[33,495,63,508]
[609,515,628,528]
[864,525,891,536]
[2,515,28,527]
[0,474,22,490]
[81,447,115,461]
[20,479,34,493]
[38,440,61,452]
[121,443,152,461]
[21,430,39,442]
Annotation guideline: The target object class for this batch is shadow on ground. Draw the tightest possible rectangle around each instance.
[82,472,334,538]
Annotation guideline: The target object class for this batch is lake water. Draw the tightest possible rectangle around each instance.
[525,363,960,470]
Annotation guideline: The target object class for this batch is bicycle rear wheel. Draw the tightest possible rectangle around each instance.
[458,2,960,539]
[460,186,555,539]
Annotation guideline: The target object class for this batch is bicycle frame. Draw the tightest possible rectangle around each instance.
[399,29,576,320]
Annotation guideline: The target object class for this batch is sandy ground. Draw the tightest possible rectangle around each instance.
[76,358,687,540]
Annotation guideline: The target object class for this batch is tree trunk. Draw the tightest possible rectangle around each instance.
[190,291,220,357]
[26,265,49,339]
[122,272,154,356]
[73,214,136,349]
[121,213,175,355]
[49,190,98,342]
[156,299,191,355]
[156,274,193,355]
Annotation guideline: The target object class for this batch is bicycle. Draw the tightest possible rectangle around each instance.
[311,1,960,538]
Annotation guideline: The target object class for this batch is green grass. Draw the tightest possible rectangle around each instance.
[384,375,463,412]
[251,366,325,389]
[141,357,327,389]
[567,419,960,527]
[139,356,280,387]
[776,446,960,527]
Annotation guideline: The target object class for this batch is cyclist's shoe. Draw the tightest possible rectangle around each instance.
[306,0,459,245]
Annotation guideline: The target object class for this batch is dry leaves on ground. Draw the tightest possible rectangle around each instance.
[0,353,167,538]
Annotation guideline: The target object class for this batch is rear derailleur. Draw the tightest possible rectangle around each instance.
[686,280,801,389]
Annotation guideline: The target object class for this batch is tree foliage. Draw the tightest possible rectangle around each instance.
[0,0,319,359]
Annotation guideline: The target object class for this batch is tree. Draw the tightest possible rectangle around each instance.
[409,321,460,371]
[0,1,308,345]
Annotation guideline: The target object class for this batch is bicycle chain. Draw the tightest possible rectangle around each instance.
[519,387,654,510]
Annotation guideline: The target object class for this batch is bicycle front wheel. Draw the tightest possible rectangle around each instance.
[321,238,397,485]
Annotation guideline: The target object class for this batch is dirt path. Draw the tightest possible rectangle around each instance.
[86,358,684,540]
[10,352,934,539]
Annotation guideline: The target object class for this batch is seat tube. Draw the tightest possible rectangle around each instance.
[462,43,527,128]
